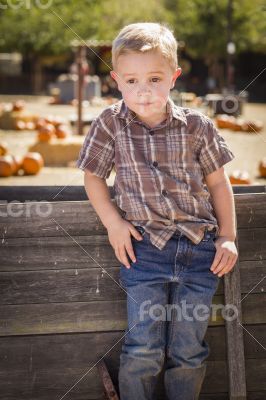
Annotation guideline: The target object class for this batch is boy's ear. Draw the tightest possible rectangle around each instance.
[110,70,118,81]
[110,70,122,92]
[171,67,182,89]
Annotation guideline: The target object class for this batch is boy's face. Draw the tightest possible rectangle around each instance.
[110,49,181,125]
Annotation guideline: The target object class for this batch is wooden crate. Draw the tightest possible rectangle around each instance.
[0,185,265,400]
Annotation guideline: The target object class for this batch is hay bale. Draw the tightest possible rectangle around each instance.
[29,136,84,166]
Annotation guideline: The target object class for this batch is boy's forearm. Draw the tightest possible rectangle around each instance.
[208,175,236,240]
[84,171,123,229]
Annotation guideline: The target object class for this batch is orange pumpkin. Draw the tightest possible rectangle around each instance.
[242,120,263,133]
[216,115,236,130]
[12,100,25,112]
[55,124,71,139]
[229,170,251,185]
[12,155,23,175]
[15,120,26,130]
[37,124,56,142]
[35,118,47,130]
[0,155,16,177]
[231,119,244,131]
[25,121,36,130]
[0,143,8,156]
[258,158,266,178]
[22,152,44,175]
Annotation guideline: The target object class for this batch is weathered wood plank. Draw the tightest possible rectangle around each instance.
[0,193,266,239]
[235,194,266,228]
[0,200,102,239]
[0,231,265,274]
[1,325,262,369]
[0,267,124,304]
[0,300,128,336]
[0,235,118,271]
[0,185,264,203]
[0,294,265,336]
[0,263,265,305]
[0,329,265,397]
[0,328,265,400]
[238,228,266,261]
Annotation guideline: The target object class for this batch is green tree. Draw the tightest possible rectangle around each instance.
[164,0,266,87]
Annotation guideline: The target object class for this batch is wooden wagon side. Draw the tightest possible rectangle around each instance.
[0,185,265,400]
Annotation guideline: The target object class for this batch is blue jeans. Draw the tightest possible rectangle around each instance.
[118,226,220,400]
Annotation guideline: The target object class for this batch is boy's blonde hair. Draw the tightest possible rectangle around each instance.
[112,22,178,72]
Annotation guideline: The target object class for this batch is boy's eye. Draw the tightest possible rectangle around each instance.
[126,77,161,84]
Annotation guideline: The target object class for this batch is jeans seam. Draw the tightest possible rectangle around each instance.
[174,234,183,276]
[166,283,179,356]
[157,282,168,342]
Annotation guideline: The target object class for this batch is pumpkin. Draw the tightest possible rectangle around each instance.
[44,115,55,125]
[231,119,244,132]
[36,118,47,130]
[12,100,25,112]
[242,120,263,133]
[258,158,266,178]
[12,155,23,175]
[0,143,8,156]
[25,121,36,130]
[44,115,65,127]
[55,124,71,139]
[229,170,251,185]
[216,115,236,130]
[15,120,26,130]
[37,124,56,142]
[22,152,44,175]
[0,155,16,177]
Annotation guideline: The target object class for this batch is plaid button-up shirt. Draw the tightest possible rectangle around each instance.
[77,97,235,250]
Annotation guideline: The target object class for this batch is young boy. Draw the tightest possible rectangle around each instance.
[77,22,238,400]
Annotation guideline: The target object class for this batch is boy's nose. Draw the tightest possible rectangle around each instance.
[137,84,152,96]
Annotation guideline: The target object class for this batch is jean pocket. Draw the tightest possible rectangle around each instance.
[132,225,146,239]
[201,230,217,246]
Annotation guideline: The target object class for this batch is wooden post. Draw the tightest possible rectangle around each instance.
[224,220,247,399]
[76,45,84,136]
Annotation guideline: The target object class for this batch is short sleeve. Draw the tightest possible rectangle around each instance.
[76,116,115,179]
[198,118,235,176]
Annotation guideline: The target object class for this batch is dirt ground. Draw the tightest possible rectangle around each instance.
[0,95,265,188]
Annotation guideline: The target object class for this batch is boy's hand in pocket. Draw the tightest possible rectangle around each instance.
[107,219,143,269]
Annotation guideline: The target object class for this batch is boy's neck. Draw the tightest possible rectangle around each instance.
[138,112,168,128]
[131,103,168,128]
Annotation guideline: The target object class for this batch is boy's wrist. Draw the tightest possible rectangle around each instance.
[217,233,236,241]
[103,213,124,230]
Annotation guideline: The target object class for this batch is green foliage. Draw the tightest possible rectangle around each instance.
[0,0,265,58]
[166,0,266,58]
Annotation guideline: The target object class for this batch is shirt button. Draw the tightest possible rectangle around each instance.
[149,131,154,136]
[162,189,168,196]
[153,161,158,167]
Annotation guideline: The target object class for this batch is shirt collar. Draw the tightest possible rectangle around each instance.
[114,97,187,126]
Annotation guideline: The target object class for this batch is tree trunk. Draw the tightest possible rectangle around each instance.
[31,56,43,94]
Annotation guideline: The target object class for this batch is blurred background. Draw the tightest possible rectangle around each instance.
[0,0,265,187]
